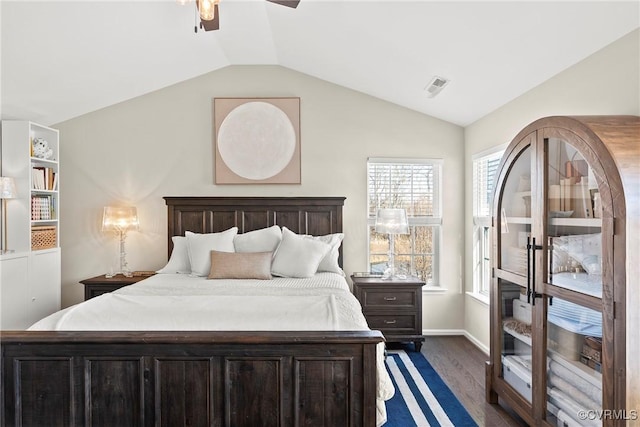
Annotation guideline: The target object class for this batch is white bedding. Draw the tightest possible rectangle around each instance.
[550,271,602,298]
[29,272,394,425]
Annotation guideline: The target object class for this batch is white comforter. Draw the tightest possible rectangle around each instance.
[29,272,394,425]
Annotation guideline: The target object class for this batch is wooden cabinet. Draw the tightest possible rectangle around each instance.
[486,116,639,426]
[1,120,61,329]
[352,275,425,351]
[81,274,154,300]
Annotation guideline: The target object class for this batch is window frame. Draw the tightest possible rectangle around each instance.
[471,146,505,299]
[366,157,443,287]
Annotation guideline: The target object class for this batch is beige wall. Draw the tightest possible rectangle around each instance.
[463,29,640,351]
[55,65,466,332]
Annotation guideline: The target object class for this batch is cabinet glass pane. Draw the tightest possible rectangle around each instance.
[545,296,602,426]
[499,147,531,275]
[499,279,532,403]
[546,138,602,298]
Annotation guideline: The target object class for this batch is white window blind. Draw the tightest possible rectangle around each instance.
[368,158,442,220]
[473,151,502,218]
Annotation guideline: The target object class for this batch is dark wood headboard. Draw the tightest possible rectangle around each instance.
[164,196,346,266]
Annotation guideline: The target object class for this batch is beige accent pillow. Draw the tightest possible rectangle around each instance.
[207,250,273,280]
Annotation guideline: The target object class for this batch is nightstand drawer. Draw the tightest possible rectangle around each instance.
[360,288,418,309]
[365,314,418,331]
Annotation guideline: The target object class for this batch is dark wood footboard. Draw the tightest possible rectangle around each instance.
[1,330,383,427]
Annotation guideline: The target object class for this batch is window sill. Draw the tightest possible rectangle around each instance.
[466,291,490,306]
[422,286,448,294]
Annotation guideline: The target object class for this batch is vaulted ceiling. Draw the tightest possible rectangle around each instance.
[1,1,638,127]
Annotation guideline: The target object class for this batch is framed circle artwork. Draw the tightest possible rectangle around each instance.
[214,97,301,184]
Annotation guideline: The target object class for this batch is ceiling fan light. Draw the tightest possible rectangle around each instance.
[199,0,218,21]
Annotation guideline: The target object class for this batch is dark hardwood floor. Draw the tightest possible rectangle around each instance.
[419,335,528,427]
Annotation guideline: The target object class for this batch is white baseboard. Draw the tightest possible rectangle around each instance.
[463,331,490,355]
[422,329,490,356]
[422,329,466,336]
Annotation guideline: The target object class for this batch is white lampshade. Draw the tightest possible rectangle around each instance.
[375,208,409,234]
[0,177,17,199]
[102,206,139,232]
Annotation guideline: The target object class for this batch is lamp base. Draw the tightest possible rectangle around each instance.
[105,270,133,278]
[382,268,407,281]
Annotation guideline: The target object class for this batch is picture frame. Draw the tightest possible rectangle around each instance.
[213,97,301,184]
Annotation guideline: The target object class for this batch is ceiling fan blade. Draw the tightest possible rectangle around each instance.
[266,0,300,8]
[199,4,220,31]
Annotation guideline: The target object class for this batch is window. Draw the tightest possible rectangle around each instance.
[367,158,442,286]
[472,148,504,296]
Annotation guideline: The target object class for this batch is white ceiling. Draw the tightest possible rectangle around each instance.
[1,0,638,127]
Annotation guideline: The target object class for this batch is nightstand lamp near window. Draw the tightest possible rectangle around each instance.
[102,206,139,278]
[375,208,409,279]
[0,177,17,254]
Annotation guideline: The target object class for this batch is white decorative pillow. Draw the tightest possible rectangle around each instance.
[304,233,344,275]
[234,225,282,253]
[186,228,238,276]
[271,227,331,278]
[208,251,273,280]
[156,236,191,274]
[550,246,571,274]
[553,233,602,275]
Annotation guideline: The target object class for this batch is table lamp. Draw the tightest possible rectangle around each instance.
[102,206,139,277]
[375,208,409,279]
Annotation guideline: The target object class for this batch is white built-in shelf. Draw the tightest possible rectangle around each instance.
[550,217,601,227]
[506,217,532,225]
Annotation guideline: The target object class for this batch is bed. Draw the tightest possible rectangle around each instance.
[1,196,392,427]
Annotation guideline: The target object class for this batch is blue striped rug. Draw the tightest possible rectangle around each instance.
[384,350,478,427]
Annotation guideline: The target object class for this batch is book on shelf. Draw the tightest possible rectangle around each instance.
[574,184,593,218]
[31,194,56,220]
[31,166,56,191]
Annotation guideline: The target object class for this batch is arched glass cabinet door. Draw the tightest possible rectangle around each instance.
[545,136,602,297]
[495,135,535,404]
[542,132,603,425]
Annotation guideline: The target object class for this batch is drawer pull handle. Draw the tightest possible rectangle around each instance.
[384,320,397,324]
[384,297,397,301]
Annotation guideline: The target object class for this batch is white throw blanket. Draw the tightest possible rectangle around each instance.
[48,294,340,331]
[29,272,394,426]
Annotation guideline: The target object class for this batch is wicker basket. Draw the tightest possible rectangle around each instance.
[31,225,57,250]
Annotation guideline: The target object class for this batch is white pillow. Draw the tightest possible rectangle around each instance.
[234,225,282,253]
[156,236,191,274]
[271,227,331,278]
[186,228,238,276]
[304,233,344,275]
[553,233,602,275]
[550,246,572,274]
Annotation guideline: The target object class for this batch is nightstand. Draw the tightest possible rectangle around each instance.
[351,275,425,351]
[80,274,153,301]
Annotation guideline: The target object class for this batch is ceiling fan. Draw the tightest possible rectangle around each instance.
[182,0,300,32]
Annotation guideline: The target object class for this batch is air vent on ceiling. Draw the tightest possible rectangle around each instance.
[424,76,450,98]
